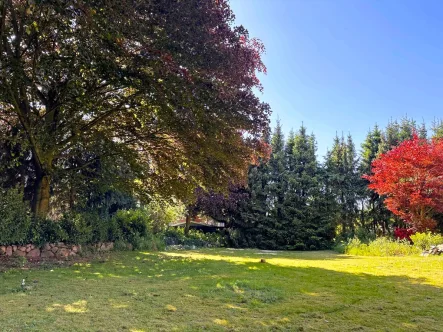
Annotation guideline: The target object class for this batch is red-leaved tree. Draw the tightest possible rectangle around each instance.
[363,135,443,231]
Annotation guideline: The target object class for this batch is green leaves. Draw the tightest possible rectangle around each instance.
[0,0,270,216]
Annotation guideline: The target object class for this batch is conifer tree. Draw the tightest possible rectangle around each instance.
[324,134,360,237]
[285,126,333,249]
[360,126,391,235]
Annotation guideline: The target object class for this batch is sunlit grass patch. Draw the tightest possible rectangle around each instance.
[1,249,443,331]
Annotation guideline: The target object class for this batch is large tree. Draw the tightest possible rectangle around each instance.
[359,125,392,234]
[0,0,270,217]
[364,135,443,231]
[324,134,360,237]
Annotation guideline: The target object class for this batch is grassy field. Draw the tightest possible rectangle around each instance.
[1,249,443,331]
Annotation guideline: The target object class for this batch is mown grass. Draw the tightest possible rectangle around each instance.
[1,249,443,331]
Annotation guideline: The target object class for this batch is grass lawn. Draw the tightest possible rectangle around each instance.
[1,249,443,331]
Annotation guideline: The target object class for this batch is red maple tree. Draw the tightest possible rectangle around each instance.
[363,135,443,231]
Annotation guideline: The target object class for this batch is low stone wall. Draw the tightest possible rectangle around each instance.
[0,242,114,259]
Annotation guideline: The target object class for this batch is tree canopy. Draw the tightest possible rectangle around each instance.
[0,0,270,217]
[364,135,443,231]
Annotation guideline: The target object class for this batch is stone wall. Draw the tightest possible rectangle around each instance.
[0,242,114,259]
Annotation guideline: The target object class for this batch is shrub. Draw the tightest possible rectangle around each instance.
[86,213,121,243]
[28,218,69,246]
[164,227,224,248]
[410,232,443,250]
[394,227,415,241]
[131,233,165,251]
[112,209,153,242]
[114,239,131,251]
[344,237,420,256]
[145,200,185,233]
[0,188,31,245]
[354,227,376,243]
[59,212,93,244]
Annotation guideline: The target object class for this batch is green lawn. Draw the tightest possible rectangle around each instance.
[1,249,443,331]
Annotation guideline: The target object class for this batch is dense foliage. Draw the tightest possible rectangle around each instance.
[195,118,443,250]
[225,123,335,250]
[364,135,443,231]
[0,0,270,217]
[0,187,31,245]
[342,232,443,256]
[0,1,442,251]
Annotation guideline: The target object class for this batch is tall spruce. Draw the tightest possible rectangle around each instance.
[360,126,391,235]
[284,126,333,249]
[324,134,360,237]
[266,121,288,247]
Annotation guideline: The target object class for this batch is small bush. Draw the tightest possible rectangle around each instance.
[354,227,376,243]
[0,188,31,245]
[410,232,443,250]
[86,213,121,243]
[112,209,152,242]
[114,239,131,251]
[394,227,415,241]
[164,227,223,248]
[28,218,69,246]
[131,233,165,251]
[59,212,93,245]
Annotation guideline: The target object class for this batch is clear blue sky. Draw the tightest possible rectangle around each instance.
[230,0,443,158]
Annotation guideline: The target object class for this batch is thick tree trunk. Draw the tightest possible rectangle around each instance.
[184,213,192,236]
[33,174,51,218]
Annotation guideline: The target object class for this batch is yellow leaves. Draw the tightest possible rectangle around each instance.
[25,21,39,35]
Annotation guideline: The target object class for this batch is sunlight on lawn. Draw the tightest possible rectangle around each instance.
[159,249,443,287]
[2,249,443,331]
[46,300,88,313]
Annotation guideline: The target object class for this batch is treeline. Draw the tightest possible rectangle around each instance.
[220,118,443,250]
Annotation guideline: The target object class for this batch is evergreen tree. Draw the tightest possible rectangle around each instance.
[379,120,400,153]
[324,134,360,237]
[418,122,427,139]
[266,121,288,247]
[360,126,391,235]
[432,119,443,139]
[285,126,333,249]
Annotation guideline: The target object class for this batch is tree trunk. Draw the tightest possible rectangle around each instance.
[33,174,51,218]
[184,213,191,236]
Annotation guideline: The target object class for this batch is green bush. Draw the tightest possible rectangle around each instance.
[0,188,31,245]
[410,232,443,250]
[144,200,185,233]
[85,213,121,243]
[112,209,153,242]
[164,227,224,247]
[59,212,93,244]
[0,201,190,253]
[114,239,131,251]
[344,237,420,256]
[28,218,69,246]
[354,227,376,243]
[131,233,165,251]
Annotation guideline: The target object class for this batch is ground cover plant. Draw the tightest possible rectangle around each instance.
[340,232,443,256]
[1,249,443,331]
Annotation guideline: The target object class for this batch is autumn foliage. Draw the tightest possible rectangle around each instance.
[364,135,443,231]
[393,227,415,241]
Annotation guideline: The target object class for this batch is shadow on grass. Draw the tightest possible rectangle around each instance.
[1,251,442,331]
[194,248,356,261]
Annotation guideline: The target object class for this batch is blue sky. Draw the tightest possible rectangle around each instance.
[230,0,443,158]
